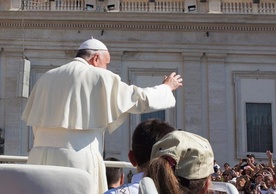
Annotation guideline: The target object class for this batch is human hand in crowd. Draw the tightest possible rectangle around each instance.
[266,167,275,175]
[256,163,264,171]
[262,169,271,176]
[230,169,237,177]
[260,181,268,190]
[255,174,264,185]
[267,150,273,159]
[162,72,183,91]
[247,158,253,167]
[239,158,247,164]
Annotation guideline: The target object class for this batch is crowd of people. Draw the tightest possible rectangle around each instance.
[211,151,276,194]
[105,147,276,194]
[104,125,276,194]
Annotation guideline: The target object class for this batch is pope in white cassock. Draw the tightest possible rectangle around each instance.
[22,37,183,193]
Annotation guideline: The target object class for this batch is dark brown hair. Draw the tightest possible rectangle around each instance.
[146,156,210,194]
[132,119,176,167]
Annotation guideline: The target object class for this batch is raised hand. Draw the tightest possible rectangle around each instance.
[266,150,273,159]
[162,72,183,91]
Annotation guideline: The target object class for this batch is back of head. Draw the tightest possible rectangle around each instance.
[224,163,230,168]
[147,130,214,194]
[78,37,108,51]
[105,157,123,189]
[132,119,176,167]
[76,37,108,58]
[151,130,214,180]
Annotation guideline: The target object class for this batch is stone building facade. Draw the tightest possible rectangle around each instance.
[0,0,276,167]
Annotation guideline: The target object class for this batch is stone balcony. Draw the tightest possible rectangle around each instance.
[2,0,276,14]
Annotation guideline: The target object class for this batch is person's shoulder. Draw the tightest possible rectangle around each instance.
[103,183,139,194]
[103,188,116,194]
[93,68,121,83]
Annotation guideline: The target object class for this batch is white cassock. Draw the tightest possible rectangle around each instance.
[22,57,176,194]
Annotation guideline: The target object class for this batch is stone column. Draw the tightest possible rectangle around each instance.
[206,53,227,162]
[252,3,259,14]
[0,0,21,10]
[182,52,204,136]
[185,0,197,12]
[1,48,29,155]
[0,49,5,147]
[103,51,127,160]
[209,0,221,13]
[149,2,154,12]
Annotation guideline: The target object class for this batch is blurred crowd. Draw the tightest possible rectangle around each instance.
[212,151,276,194]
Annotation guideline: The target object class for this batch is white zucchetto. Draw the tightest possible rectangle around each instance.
[78,37,108,51]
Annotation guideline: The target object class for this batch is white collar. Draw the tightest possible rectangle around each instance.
[74,57,90,66]
[131,172,144,184]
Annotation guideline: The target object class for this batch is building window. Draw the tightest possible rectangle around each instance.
[141,110,165,122]
[128,67,178,132]
[234,71,276,159]
[246,103,272,152]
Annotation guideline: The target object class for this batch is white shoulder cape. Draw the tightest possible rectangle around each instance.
[22,58,176,133]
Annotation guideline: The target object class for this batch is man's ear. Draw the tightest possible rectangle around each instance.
[203,176,212,194]
[89,54,98,67]
[128,150,138,167]
[120,173,124,185]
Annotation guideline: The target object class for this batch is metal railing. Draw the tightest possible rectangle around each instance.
[0,155,28,163]
[0,155,135,168]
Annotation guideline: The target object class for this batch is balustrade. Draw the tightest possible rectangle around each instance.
[221,0,276,14]
[120,0,184,13]
[221,1,253,14]
[21,0,276,14]
[23,0,50,10]
[120,0,149,12]
[23,0,85,11]
[153,1,184,13]
[258,2,276,14]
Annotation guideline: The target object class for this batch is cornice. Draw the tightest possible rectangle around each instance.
[0,11,276,32]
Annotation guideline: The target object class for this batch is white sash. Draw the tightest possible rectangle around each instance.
[32,127,104,153]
